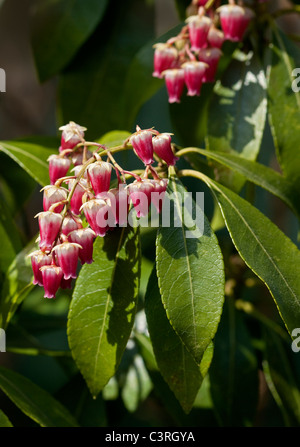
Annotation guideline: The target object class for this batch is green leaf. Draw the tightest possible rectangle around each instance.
[207,52,267,191]
[30,0,108,82]
[0,137,59,186]
[0,366,78,427]
[59,0,155,139]
[179,147,300,219]
[145,267,213,413]
[267,25,300,192]
[0,200,22,276]
[156,173,225,364]
[97,130,132,148]
[0,409,13,427]
[68,227,141,398]
[202,176,300,336]
[209,299,259,426]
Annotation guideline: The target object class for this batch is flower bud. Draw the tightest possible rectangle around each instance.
[59,121,87,150]
[152,133,178,166]
[149,178,168,213]
[207,26,225,49]
[130,128,154,166]
[42,185,68,213]
[198,48,222,83]
[48,155,71,185]
[153,43,178,79]
[182,61,208,96]
[186,14,212,51]
[107,186,129,227]
[35,211,63,252]
[29,250,52,286]
[80,198,110,237]
[61,215,83,236]
[40,265,63,299]
[162,68,185,104]
[87,161,112,196]
[68,228,96,265]
[127,179,155,218]
[67,179,86,215]
[52,242,82,280]
[217,5,254,42]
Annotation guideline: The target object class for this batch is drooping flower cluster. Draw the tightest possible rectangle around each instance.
[29,122,177,299]
[153,0,255,103]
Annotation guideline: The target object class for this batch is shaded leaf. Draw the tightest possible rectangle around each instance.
[0,409,13,427]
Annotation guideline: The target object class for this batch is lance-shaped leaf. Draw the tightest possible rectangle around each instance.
[207,52,267,191]
[0,409,13,427]
[267,26,300,193]
[68,227,141,398]
[0,366,78,427]
[202,176,300,335]
[145,267,214,413]
[156,173,225,364]
[30,0,108,82]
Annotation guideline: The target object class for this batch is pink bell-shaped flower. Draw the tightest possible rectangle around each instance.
[67,179,86,216]
[40,264,63,299]
[127,179,155,218]
[52,242,82,280]
[130,127,154,166]
[29,250,52,286]
[48,155,71,185]
[88,161,112,196]
[59,121,87,150]
[217,5,254,42]
[35,211,63,252]
[198,47,222,83]
[186,13,212,51]
[107,186,129,227]
[42,185,68,213]
[61,215,83,236]
[68,228,96,265]
[207,25,225,49]
[153,43,178,79]
[149,178,168,213]
[81,198,110,237]
[182,61,208,96]
[163,68,185,104]
[152,133,178,166]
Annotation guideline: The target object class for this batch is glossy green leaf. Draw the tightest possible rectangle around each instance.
[203,177,300,336]
[267,25,300,192]
[31,0,108,82]
[179,147,300,219]
[59,0,155,139]
[0,409,13,427]
[156,173,225,364]
[0,366,78,427]
[0,137,59,187]
[209,299,259,426]
[207,52,267,191]
[68,227,141,397]
[145,267,214,413]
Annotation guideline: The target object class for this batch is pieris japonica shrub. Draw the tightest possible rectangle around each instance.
[0,0,300,428]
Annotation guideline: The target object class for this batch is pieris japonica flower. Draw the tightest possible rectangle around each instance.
[152,133,178,166]
[130,127,154,166]
[217,4,254,42]
[153,43,178,79]
[59,121,87,149]
[88,161,112,196]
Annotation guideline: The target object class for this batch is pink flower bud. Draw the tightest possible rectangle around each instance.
[87,161,112,196]
[40,265,63,299]
[29,250,52,286]
[80,198,110,237]
[163,68,185,104]
[149,178,168,213]
[130,128,154,166]
[127,180,155,218]
[198,47,222,83]
[153,43,178,79]
[68,228,96,265]
[42,185,68,213]
[207,26,225,49]
[61,215,83,235]
[71,149,93,166]
[35,211,63,252]
[48,155,71,185]
[182,61,208,96]
[107,186,129,227]
[67,179,86,215]
[59,121,87,150]
[217,5,254,42]
[152,133,178,166]
[53,242,82,280]
[186,14,212,51]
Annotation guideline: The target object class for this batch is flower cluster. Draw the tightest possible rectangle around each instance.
[153,0,255,103]
[29,122,177,299]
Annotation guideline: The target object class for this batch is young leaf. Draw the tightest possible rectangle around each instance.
[207,52,267,191]
[156,173,225,365]
[0,409,13,427]
[67,227,141,398]
[0,366,78,427]
[209,299,259,426]
[267,26,300,192]
[30,0,109,82]
[203,177,300,336]
[145,267,213,413]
